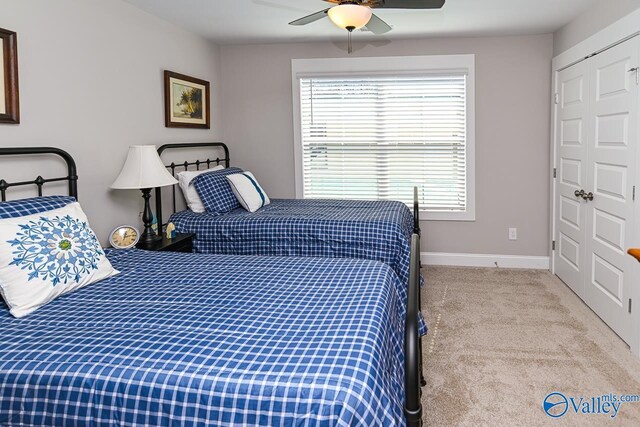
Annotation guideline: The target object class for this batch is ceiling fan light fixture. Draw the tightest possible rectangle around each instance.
[327,4,373,31]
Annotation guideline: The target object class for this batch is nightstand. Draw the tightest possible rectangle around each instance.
[136,233,195,253]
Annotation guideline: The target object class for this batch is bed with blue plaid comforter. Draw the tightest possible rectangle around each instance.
[170,198,415,285]
[0,249,407,426]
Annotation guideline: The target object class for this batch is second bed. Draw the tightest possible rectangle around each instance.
[157,143,421,286]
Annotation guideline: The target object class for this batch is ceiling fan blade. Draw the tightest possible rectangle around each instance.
[378,0,445,9]
[365,13,392,35]
[289,9,330,26]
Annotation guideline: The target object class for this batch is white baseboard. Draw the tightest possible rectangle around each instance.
[422,252,550,270]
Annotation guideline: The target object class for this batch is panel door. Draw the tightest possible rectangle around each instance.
[583,37,639,344]
[555,61,590,298]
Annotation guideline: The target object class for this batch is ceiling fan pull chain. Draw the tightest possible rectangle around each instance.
[346,25,355,54]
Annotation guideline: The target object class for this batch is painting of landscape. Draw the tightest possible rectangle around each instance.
[172,82,203,119]
[0,27,19,124]
[164,70,210,129]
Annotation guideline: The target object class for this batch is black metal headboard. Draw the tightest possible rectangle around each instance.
[0,147,78,201]
[155,142,230,231]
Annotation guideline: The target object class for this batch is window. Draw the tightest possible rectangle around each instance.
[292,55,475,221]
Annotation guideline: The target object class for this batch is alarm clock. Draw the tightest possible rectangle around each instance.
[109,225,140,249]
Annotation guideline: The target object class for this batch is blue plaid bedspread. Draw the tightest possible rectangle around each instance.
[0,250,407,426]
[170,199,415,285]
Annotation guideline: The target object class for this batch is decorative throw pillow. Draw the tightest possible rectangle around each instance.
[0,202,118,318]
[177,165,225,213]
[193,167,244,214]
[226,172,271,213]
[0,195,76,219]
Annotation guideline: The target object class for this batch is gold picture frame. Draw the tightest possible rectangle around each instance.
[164,70,210,129]
[0,28,19,124]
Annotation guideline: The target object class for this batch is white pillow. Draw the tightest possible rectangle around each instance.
[177,165,225,213]
[0,202,119,318]
[226,171,270,213]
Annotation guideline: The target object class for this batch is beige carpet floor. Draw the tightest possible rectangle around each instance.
[421,266,640,426]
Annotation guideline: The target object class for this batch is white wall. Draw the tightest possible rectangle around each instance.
[0,0,222,244]
[220,34,554,257]
[554,0,640,55]
[0,2,554,258]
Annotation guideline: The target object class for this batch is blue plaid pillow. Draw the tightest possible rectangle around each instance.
[0,196,76,219]
[194,167,244,214]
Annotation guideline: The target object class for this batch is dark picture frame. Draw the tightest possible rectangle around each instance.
[0,28,19,124]
[164,70,210,129]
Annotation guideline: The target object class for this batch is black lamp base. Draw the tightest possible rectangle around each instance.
[137,188,161,249]
[138,229,161,247]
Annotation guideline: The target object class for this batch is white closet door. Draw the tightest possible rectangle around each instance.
[555,61,590,297]
[583,37,639,344]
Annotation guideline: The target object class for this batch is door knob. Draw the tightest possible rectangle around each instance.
[574,189,585,198]
[583,192,594,201]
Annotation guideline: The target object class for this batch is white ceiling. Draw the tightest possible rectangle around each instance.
[124,0,599,45]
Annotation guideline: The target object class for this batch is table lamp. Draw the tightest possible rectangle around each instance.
[111,145,178,248]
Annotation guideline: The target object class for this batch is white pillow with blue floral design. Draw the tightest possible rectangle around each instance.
[0,202,118,318]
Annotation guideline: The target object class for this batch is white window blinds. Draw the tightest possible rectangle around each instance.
[299,74,468,212]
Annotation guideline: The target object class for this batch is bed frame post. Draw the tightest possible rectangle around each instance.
[405,233,423,426]
[413,186,426,388]
[413,186,420,235]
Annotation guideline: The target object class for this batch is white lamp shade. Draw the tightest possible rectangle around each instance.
[328,4,373,30]
[111,145,178,189]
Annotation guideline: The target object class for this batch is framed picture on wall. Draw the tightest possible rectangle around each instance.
[164,70,210,129]
[0,28,19,124]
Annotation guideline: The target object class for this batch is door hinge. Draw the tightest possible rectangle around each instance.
[630,67,639,85]
[629,298,632,314]
[552,240,556,251]
[554,93,559,104]
[553,168,557,179]
[633,185,636,201]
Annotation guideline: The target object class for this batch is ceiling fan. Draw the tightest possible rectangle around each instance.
[289,0,446,52]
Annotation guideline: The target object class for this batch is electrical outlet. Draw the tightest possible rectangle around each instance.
[509,228,517,241]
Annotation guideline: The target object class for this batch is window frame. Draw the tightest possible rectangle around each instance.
[291,54,476,221]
